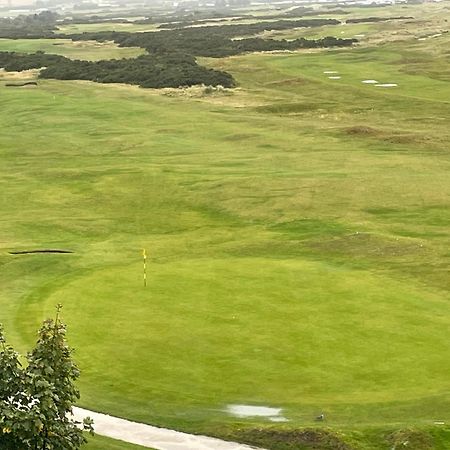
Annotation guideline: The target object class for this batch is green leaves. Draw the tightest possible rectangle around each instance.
[0,306,93,449]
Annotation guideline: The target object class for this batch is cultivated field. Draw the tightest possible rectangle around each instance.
[0,2,449,449]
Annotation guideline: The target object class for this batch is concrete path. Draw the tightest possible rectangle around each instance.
[73,407,264,450]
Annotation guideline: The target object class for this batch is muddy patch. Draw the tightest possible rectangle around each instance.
[9,249,73,255]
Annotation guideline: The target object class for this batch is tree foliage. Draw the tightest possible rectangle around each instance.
[0,306,93,450]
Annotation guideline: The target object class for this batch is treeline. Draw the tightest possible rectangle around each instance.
[0,51,235,88]
[0,11,58,38]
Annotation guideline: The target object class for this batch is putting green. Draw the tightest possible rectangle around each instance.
[16,257,450,427]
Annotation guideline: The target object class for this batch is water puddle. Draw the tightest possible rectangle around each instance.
[226,404,288,422]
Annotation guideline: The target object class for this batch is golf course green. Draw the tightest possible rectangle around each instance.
[0,2,449,448]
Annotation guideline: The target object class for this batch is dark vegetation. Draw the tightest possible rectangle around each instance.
[0,51,235,88]
[0,13,356,88]
[0,11,58,38]
[346,16,413,23]
[65,19,355,59]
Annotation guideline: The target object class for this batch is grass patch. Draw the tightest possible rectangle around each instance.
[0,38,145,61]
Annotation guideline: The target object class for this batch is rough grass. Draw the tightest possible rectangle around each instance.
[0,3,449,449]
[0,38,145,61]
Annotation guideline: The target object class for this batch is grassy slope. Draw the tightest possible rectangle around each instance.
[0,38,145,60]
[0,4,449,449]
[85,434,150,450]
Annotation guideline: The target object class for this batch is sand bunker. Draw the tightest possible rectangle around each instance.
[328,76,341,80]
[362,80,378,84]
[9,249,73,255]
[323,71,338,74]
[226,405,288,422]
[375,83,398,87]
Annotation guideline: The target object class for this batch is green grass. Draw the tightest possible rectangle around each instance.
[0,38,145,60]
[84,434,150,450]
[0,3,449,449]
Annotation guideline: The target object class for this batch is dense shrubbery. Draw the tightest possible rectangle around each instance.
[0,11,58,38]
[66,20,355,59]
[0,51,235,88]
[346,16,413,23]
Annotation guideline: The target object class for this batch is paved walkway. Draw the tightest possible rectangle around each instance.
[73,407,264,450]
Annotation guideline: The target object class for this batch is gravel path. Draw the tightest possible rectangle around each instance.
[73,407,264,450]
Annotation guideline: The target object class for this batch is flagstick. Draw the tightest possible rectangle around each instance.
[143,248,147,287]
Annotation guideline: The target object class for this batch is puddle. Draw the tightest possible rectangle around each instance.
[269,416,289,422]
[328,76,341,80]
[226,404,288,422]
[375,83,398,87]
[362,79,378,84]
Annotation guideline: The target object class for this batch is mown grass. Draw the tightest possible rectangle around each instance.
[0,3,449,449]
[84,434,149,450]
[0,38,145,60]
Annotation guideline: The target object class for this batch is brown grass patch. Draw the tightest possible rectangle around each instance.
[344,125,429,145]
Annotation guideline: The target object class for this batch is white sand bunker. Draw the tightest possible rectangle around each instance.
[375,83,398,87]
[362,80,378,84]
[328,76,341,80]
[323,71,338,74]
[354,34,365,37]
[226,405,289,422]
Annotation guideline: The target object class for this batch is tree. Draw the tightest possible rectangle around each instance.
[0,305,93,449]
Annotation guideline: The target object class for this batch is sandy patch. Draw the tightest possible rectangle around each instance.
[375,83,398,87]
[0,68,40,81]
[362,79,378,84]
[328,76,341,80]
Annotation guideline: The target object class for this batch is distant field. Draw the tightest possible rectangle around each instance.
[57,23,159,34]
[0,38,145,60]
[0,2,449,449]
